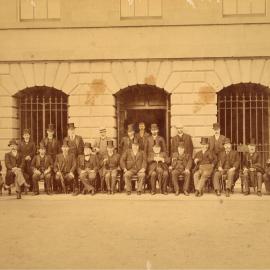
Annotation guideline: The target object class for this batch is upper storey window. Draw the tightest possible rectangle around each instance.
[20,0,61,21]
[223,0,266,16]
[120,0,162,18]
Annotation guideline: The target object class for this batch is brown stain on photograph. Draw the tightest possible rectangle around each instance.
[144,75,156,85]
[85,79,107,105]
[193,85,215,114]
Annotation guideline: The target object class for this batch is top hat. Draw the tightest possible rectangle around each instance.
[67,123,76,130]
[99,127,106,133]
[200,137,209,145]
[38,143,46,150]
[8,138,17,146]
[248,138,256,146]
[107,140,114,149]
[224,138,231,145]
[47,124,55,132]
[151,123,159,130]
[23,128,30,135]
[178,141,185,148]
[212,123,220,130]
[127,124,135,132]
[84,142,92,149]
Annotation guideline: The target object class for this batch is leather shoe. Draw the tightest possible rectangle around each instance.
[126,191,131,195]
[163,191,168,195]
[151,192,155,195]
[195,190,200,197]
[257,191,262,197]
[137,191,141,195]
[183,191,189,196]
[225,189,230,197]
[91,190,95,196]
[244,191,250,196]
[215,190,221,196]
[175,191,180,196]
[16,192,21,199]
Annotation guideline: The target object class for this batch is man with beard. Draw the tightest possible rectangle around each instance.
[119,124,136,154]
[213,138,240,197]
[209,123,226,156]
[77,142,99,195]
[18,129,36,192]
[171,141,193,196]
[147,142,170,195]
[5,139,30,199]
[102,140,120,195]
[135,122,149,151]
[31,143,54,195]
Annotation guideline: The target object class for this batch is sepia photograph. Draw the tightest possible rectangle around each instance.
[0,0,270,269]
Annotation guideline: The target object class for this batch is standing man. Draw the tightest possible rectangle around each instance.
[145,123,167,156]
[119,124,136,154]
[31,143,53,195]
[0,161,3,196]
[136,122,149,151]
[54,142,76,194]
[171,124,193,156]
[101,140,120,195]
[213,138,240,197]
[209,123,226,156]
[5,139,30,199]
[171,141,193,196]
[263,159,270,195]
[193,137,217,197]
[18,128,36,192]
[120,139,147,195]
[64,123,84,195]
[147,142,170,195]
[77,142,99,195]
[242,139,264,196]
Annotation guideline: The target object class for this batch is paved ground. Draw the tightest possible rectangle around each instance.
[0,188,270,269]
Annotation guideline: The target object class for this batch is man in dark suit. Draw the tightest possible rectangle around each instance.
[171,141,193,196]
[242,139,264,196]
[120,139,147,195]
[77,142,99,195]
[5,139,30,199]
[171,124,193,156]
[213,138,240,197]
[263,159,270,195]
[119,124,136,154]
[209,123,226,156]
[18,128,36,192]
[135,122,149,151]
[0,161,3,196]
[147,142,170,195]
[54,142,76,193]
[193,137,217,197]
[31,143,54,195]
[101,140,120,195]
[145,123,167,156]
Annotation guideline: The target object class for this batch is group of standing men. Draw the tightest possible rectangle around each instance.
[1,121,270,199]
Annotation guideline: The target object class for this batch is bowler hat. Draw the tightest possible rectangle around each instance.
[23,128,30,135]
[38,143,46,150]
[151,123,159,130]
[47,124,55,132]
[213,123,220,130]
[200,137,209,145]
[8,138,17,146]
[99,127,106,133]
[107,140,114,149]
[127,124,135,132]
[67,123,76,130]
[224,138,231,145]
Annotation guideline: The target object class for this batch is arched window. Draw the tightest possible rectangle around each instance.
[217,83,269,164]
[15,86,68,146]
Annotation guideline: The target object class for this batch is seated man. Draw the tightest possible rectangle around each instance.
[120,138,147,195]
[101,140,120,195]
[147,142,170,195]
[213,138,240,197]
[171,141,192,196]
[5,139,30,199]
[242,139,264,196]
[31,143,53,195]
[54,142,76,194]
[193,137,217,197]
[263,159,270,195]
[77,142,99,195]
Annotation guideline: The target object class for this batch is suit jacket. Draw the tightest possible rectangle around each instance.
[194,150,217,167]
[31,154,53,172]
[5,152,24,172]
[145,135,167,156]
[135,131,149,151]
[217,150,240,170]
[119,136,135,154]
[171,133,194,156]
[243,152,264,173]
[147,152,170,175]
[77,154,99,174]
[54,153,76,174]
[101,152,120,170]
[63,135,84,157]
[209,135,226,155]
[120,149,147,171]
[171,152,193,171]
[41,137,60,159]
[18,140,36,159]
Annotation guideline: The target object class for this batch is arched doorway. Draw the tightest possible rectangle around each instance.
[217,83,269,164]
[14,86,68,146]
[115,84,171,151]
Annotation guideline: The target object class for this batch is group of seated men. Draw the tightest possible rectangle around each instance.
[1,121,270,199]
